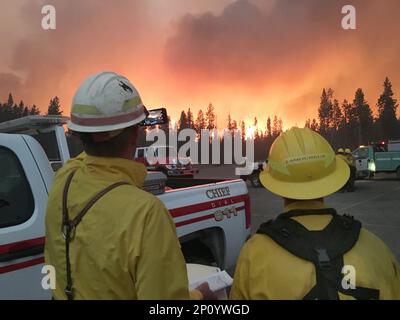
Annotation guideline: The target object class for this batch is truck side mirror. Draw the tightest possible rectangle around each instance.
[140,108,168,127]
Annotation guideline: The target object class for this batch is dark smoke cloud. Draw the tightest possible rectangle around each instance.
[166,0,343,84]
[3,0,152,110]
[165,0,400,121]
[1,0,399,124]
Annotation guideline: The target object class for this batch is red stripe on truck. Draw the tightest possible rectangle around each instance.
[0,237,45,274]
[0,257,44,274]
[169,194,247,218]
[174,205,246,228]
[175,214,215,227]
[0,237,45,255]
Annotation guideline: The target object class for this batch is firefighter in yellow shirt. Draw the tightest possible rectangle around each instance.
[45,72,207,300]
[230,128,400,300]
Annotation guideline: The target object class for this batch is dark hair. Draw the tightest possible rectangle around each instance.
[76,126,137,157]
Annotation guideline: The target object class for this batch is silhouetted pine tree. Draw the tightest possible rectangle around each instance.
[353,88,374,145]
[377,77,399,139]
[47,96,62,115]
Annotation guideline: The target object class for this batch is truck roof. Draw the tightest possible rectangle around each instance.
[0,115,69,133]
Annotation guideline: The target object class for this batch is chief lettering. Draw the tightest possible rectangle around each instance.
[206,187,231,199]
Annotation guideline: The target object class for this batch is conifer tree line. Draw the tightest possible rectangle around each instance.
[1,77,399,161]
[309,77,400,151]
[157,77,400,160]
[0,94,62,122]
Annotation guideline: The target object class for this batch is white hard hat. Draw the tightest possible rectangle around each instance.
[68,71,146,133]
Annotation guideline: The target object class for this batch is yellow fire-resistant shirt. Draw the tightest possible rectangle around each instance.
[45,153,196,299]
[230,200,400,300]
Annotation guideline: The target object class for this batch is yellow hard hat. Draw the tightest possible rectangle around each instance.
[259,128,349,200]
[337,148,344,153]
[345,148,351,154]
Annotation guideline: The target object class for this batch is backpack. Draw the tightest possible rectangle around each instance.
[257,208,379,300]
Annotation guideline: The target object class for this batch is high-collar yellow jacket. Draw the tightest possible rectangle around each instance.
[230,201,400,300]
[45,153,195,299]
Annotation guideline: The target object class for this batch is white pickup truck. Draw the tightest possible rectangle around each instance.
[0,116,250,299]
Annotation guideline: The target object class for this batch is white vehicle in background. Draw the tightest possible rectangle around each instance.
[353,140,400,179]
[352,147,370,179]
[0,116,250,299]
[135,145,199,178]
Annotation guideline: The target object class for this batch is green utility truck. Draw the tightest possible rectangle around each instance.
[352,140,400,179]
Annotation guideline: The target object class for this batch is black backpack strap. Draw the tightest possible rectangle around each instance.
[304,281,380,300]
[257,209,379,300]
[258,216,344,299]
[339,285,380,300]
[61,171,130,300]
[257,217,317,262]
[62,171,76,301]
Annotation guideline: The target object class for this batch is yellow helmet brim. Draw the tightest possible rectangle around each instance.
[259,156,350,200]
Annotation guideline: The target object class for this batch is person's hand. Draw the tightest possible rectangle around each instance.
[195,282,219,300]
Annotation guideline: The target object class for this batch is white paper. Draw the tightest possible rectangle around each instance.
[189,270,233,292]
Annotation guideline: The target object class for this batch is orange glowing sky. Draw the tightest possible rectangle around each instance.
[0,0,399,129]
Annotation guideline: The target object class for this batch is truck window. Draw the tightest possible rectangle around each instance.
[31,131,61,161]
[0,147,34,228]
[353,147,369,158]
[373,144,387,152]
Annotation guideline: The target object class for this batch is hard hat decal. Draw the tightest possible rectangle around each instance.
[122,96,142,112]
[267,160,290,175]
[72,104,103,115]
[118,80,133,93]
[286,154,326,164]
[71,107,144,126]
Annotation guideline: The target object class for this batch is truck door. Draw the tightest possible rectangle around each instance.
[0,134,51,299]
[355,158,368,172]
[353,147,369,173]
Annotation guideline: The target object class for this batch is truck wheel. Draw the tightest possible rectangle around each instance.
[250,173,262,188]
[397,167,400,180]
